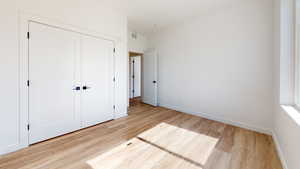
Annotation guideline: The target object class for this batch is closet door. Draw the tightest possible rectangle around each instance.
[29,22,81,144]
[81,35,114,127]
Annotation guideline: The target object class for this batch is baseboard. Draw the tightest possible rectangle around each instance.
[272,131,289,169]
[160,103,271,135]
[0,143,28,156]
[115,112,128,119]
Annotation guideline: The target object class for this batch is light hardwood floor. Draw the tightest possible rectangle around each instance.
[0,103,283,169]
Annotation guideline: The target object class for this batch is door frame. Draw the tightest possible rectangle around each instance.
[18,12,117,152]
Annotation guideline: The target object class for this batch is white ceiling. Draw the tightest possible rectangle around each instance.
[111,0,234,35]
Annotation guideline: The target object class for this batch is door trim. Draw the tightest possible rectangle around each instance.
[17,12,117,154]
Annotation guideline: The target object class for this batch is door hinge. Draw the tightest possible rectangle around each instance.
[113,77,116,82]
[27,80,30,87]
[27,32,30,39]
[113,105,116,109]
[113,48,116,53]
[27,124,30,130]
[133,60,135,64]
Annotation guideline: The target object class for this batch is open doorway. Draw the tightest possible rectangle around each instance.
[129,52,143,106]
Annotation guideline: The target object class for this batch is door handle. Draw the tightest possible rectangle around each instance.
[82,86,91,90]
[73,86,81,91]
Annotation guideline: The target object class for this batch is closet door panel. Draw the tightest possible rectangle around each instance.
[81,36,114,127]
[29,22,81,144]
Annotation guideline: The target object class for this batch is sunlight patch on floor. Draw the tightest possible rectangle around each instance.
[86,122,219,169]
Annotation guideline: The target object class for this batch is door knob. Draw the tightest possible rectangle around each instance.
[83,86,91,90]
[73,86,81,91]
[153,81,157,84]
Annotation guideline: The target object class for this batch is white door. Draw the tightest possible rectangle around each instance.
[29,22,81,144]
[133,56,141,97]
[142,49,158,106]
[129,57,134,99]
[130,56,141,98]
[81,35,115,128]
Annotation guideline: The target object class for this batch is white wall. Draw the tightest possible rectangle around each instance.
[273,0,300,169]
[128,31,148,53]
[149,0,274,133]
[0,0,128,155]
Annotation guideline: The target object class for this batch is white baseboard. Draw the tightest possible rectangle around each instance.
[0,143,28,156]
[272,131,289,169]
[160,103,271,135]
[115,112,128,119]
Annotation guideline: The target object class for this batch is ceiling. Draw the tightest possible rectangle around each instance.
[111,0,235,35]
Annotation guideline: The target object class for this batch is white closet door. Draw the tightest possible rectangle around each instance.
[81,35,114,128]
[29,22,81,144]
